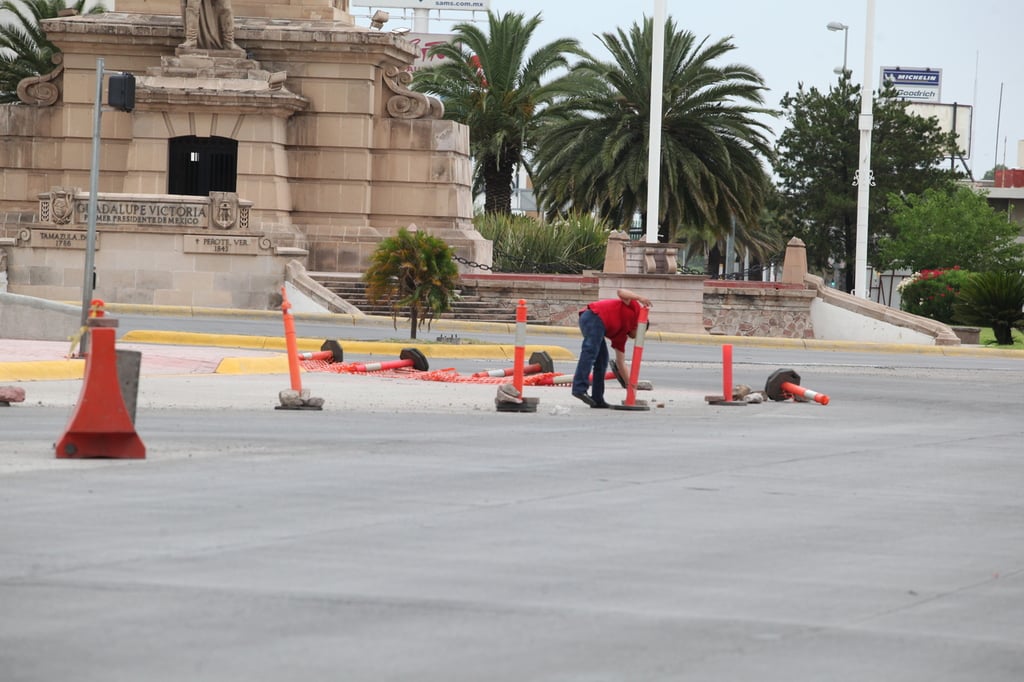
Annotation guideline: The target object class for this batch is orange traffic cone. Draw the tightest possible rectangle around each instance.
[55,313,145,459]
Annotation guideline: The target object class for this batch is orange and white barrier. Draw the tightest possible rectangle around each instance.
[782,381,830,405]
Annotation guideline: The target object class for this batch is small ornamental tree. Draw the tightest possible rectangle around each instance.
[897,267,972,324]
[362,227,459,339]
[953,271,1024,345]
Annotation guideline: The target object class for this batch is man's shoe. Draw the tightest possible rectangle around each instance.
[572,392,596,407]
[591,399,611,409]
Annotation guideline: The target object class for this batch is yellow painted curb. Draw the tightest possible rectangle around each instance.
[121,330,286,350]
[215,356,293,375]
[0,360,84,382]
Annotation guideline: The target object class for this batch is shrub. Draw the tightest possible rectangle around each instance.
[897,267,972,324]
[474,213,609,274]
[953,271,1024,345]
[362,227,459,339]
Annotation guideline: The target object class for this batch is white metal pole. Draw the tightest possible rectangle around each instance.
[854,0,875,299]
[78,57,104,355]
[645,0,666,243]
[413,8,429,33]
[842,27,849,75]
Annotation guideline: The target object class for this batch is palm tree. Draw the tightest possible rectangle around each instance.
[953,271,1024,346]
[0,0,105,102]
[362,227,460,339]
[532,17,775,251]
[412,11,584,215]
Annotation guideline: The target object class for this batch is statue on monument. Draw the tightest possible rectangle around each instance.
[180,0,239,51]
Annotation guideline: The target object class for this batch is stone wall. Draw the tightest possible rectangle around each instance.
[703,282,816,338]
[459,274,599,327]
[6,227,300,309]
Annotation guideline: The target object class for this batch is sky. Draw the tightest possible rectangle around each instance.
[4,1,1019,177]
[373,0,1024,179]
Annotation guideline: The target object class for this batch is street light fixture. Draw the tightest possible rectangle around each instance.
[827,21,849,76]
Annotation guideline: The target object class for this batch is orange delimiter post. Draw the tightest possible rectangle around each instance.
[280,287,303,392]
[622,306,649,406]
[722,344,734,403]
[512,299,527,397]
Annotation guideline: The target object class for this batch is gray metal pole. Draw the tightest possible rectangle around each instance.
[78,58,104,355]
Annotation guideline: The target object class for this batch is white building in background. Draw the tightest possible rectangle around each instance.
[976,139,1024,227]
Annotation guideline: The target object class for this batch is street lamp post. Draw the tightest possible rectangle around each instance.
[827,21,849,76]
[854,0,877,299]
[645,0,666,243]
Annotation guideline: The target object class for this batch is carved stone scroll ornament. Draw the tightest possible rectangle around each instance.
[382,66,444,120]
[17,53,64,106]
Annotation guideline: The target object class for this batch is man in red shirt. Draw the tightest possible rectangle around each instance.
[572,289,652,408]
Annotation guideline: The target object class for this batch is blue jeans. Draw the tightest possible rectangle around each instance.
[573,310,607,400]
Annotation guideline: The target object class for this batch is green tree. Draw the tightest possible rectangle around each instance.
[878,186,1024,272]
[362,227,460,339]
[0,0,105,103]
[774,76,959,291]
[412,11,583,215]
[982,164,1006,182]
[532,16,775,256]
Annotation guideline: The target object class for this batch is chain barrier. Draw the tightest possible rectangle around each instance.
[452,253,494,272]
[704,265,777,281]
[452,251,579,274]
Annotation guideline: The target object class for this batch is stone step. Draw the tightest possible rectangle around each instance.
[310,273,535,323]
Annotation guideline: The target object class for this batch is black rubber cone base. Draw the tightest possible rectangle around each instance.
[496,396,539,413]
[704,395,748,407]
[610,400,650,411]
[275,404,324,411]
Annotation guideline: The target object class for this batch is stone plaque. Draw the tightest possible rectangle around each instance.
[76,199,208,228]
[184,234,269,255]
[30,229,96,249]
[38,189,251,230]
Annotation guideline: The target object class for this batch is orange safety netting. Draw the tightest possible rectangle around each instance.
[299,358,571,386]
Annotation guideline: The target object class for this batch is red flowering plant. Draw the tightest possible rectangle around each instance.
[897,266,972,324]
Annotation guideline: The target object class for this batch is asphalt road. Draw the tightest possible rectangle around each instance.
[2,314,1023,681]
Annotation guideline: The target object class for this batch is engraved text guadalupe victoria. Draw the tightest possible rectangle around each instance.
[75,201,208,226]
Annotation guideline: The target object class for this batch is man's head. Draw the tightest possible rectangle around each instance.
[627,320,650,339]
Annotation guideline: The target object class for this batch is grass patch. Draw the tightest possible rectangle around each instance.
[978,327,1024,348]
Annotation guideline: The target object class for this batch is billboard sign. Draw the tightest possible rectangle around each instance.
[354,1,491,9]
[881,67,941,102]
[904,102,973,159]
[402,33,455,71]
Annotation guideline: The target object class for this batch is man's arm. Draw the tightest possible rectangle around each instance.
[615,348,628,380]
[616,288,652,307]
